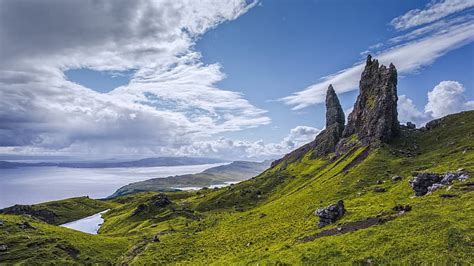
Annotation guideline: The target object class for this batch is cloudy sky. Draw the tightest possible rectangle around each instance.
[0,0,473,160]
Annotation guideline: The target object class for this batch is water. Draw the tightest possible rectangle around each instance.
[0,163,226,208]
[60,209,109,234]
[171,181,238,191]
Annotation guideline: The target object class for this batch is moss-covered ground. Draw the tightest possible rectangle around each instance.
[1,111,473,264]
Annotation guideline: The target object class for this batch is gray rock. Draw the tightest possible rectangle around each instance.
[373,187,386,193]
[391,175,403,182]
[315,200,346,228]
[406,122,416,129]
[311,85,345,158]
[0,220,4,226]
[342,55,399,144]
[18,222,35,230]
[409,169,470,196]
[0,244,7,252]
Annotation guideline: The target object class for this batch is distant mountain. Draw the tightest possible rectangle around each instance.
[0,157,225,169]
[109,160,272,198]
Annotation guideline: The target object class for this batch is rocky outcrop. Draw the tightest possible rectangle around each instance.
[409,169,470,196]
[132,194,172,216]
[314,200,346,228]
[311,85,345,158]
[342,55,399,144]
[0,204,58,224]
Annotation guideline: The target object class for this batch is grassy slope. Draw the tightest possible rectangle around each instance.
[1,196,116,225]
[0,214,130,264]
[1,111,473,264]
[110,111,474,264]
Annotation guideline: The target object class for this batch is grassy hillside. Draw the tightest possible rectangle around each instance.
[0,196,115,225]
[1,111,473,264]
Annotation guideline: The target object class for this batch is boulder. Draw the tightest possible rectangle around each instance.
[409,169,470,196]
[315,200,346,228]
[391,175,403,182]
[0,220,4,226]
[392,205,412,213]
[0,244,7,252]
[406,122,416,129]
[373,187,386,193]
[343,55,399,144]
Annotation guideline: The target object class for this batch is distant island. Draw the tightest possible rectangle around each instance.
[0,157,225,169]
[109,160,272,198]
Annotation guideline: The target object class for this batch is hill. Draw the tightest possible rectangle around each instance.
[109,160,272,198]
[0,56,472,264]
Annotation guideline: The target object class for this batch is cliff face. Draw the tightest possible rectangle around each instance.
[342,55,399,144]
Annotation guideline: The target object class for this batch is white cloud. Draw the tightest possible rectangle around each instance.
[398,81,473,126]
[425,81,474,118]
[390,0,474,30]
[0,0,270,158]
[161,125,321,160]
[397,95,431,125]
[281,14,474,110]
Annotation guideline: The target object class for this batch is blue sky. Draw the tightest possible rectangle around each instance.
[1,0,473,160]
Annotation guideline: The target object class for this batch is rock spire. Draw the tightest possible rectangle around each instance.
[342,55,399,143]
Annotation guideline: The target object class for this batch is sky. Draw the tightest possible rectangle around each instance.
[0,0,473,161]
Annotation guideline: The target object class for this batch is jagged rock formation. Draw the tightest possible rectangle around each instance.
[311,85,345,158]
[342,55,399,144]
[271,85,345,167]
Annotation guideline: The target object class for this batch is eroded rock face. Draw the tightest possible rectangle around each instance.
[409,169,470,196]
[315,200,346,228]
[311,85,345,158]
[343,55,399,144]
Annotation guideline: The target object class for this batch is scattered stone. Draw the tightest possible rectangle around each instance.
[259,213,267,218]
[392,205,412,213]
[18,222,35,230]
[391,175,403,182]
[152,235,160,242]
[0,220,4,226]
[315,200,346,228]
[406,122,416,129]
[376,180,383,185]
[342,55,399,144]
[409,169,470,196]
[373,187,386,193]
[0,244,7,252]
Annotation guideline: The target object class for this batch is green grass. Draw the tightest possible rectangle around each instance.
[1,111,473,264]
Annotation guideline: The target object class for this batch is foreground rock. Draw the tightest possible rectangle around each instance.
[409,169,470,196]
[315,200,346,228]
[342,55,399,144]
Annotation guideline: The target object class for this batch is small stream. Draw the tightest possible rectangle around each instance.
[60,209,109,234]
